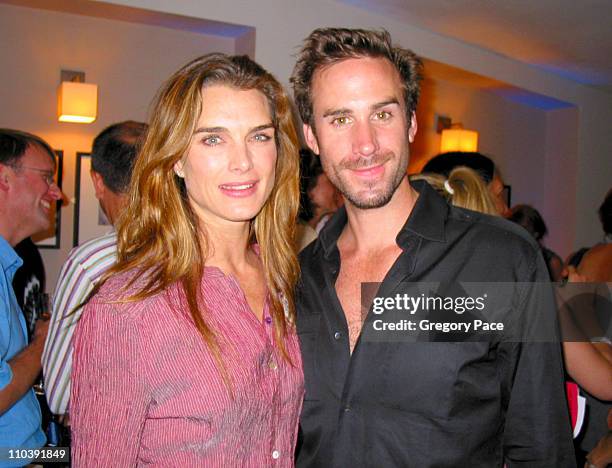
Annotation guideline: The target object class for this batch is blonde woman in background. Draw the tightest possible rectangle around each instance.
[70,54,303,466]
[411,165,499,215]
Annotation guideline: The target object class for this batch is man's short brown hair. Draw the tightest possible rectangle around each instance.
[0,128,56,167]
[290,28,423,128]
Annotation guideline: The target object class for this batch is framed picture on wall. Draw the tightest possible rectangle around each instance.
[33,150,63,249]
[73,152,111,247]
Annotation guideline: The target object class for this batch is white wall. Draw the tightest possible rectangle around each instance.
[412,75,584,256]
[105,0,611,251]
[0,3,235,288]
[542,107,579,256]
[414,77,548,200]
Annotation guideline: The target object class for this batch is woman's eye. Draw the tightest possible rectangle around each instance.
[203,135,221,146]
[253,133,271,142]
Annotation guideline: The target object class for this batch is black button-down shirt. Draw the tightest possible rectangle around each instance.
[296,180,575,467]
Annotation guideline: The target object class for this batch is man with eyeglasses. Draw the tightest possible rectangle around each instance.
[0,128,61,462]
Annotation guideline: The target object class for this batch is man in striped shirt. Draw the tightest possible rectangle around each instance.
[42,121,146,417]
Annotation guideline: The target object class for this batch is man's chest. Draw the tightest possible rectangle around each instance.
[335,248,402,351]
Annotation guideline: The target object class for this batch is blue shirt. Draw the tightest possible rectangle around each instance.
[0,236,45,466]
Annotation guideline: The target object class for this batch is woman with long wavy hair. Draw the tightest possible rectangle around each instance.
[70,54,303,466]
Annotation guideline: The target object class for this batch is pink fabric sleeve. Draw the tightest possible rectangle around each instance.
[70,300,150,467]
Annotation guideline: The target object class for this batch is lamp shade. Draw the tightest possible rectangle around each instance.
[57,81,97,123]
[440,128,478,152]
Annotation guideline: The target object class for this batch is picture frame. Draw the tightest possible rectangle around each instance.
[33,150,63,249]
[73,152,111,247]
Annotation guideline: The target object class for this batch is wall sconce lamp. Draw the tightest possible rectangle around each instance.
[436,115,479,152]
[57,70,98,123]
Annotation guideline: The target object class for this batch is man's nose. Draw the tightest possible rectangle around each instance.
[48,182,64,201]
[351,120,379,157]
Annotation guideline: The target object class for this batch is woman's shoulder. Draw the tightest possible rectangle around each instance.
[579,243,612,281]
[89,268,170,315]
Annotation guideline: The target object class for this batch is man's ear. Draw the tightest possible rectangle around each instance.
[0,164,12,193]
[303,124,320,155]
[90,170,106,201]
[408,112,418,143]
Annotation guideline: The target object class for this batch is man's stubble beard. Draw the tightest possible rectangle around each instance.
[324,149,409,210]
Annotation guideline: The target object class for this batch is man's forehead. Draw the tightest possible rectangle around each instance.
[310,56,403,111]
[23,143,56,168]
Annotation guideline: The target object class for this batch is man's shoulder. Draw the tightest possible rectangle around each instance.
[68,232,117,259]
[299,209,539,266]
[298,238,324,271]
[448,206,539,252]
[64,232,117,270]
[0,235,20,273]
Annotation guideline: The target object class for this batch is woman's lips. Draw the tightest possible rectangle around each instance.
[219,181,258,197]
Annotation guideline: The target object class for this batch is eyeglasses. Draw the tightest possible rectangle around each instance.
[12,165,56,186]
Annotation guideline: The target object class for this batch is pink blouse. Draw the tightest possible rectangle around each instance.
[71,267,304,467]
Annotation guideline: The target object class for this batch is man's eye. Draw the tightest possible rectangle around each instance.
[332,116,350,126]
[203,136,221,146]
[374,111,391,121]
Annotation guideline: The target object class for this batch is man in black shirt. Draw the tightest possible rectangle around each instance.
[13,237,46,336]
[290,28,575,467]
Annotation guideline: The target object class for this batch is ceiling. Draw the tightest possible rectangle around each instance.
[4,0,611,96]
[0,0,252,37]
[340,0,612,95]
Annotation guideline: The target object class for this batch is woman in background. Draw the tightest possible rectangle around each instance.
[421,151,510,216]
[508,204,564,281]
[411,165,498,215]
[70,54,303,466]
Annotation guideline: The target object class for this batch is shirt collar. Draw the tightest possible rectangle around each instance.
[0,235,23,281]
[316,179,448,258]
[399,179,448,244]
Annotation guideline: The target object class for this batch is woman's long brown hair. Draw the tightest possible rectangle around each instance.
[92,54,300,386]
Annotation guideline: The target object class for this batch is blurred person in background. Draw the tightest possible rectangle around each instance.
[300,148,343,234]
[411,165,498,216]
[296,149,318,250]
[508,204,564,282]
[43,121,147,421]
[576,188,612,282]
[13,237,46,335]
[422,151,510,217]
[563,188,612,468]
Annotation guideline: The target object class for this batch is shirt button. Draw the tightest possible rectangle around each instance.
[334,331,342,340]
[272,450,280,459]
[269,360,278,370]
[344,405,351,412]
[265,317,272,324]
